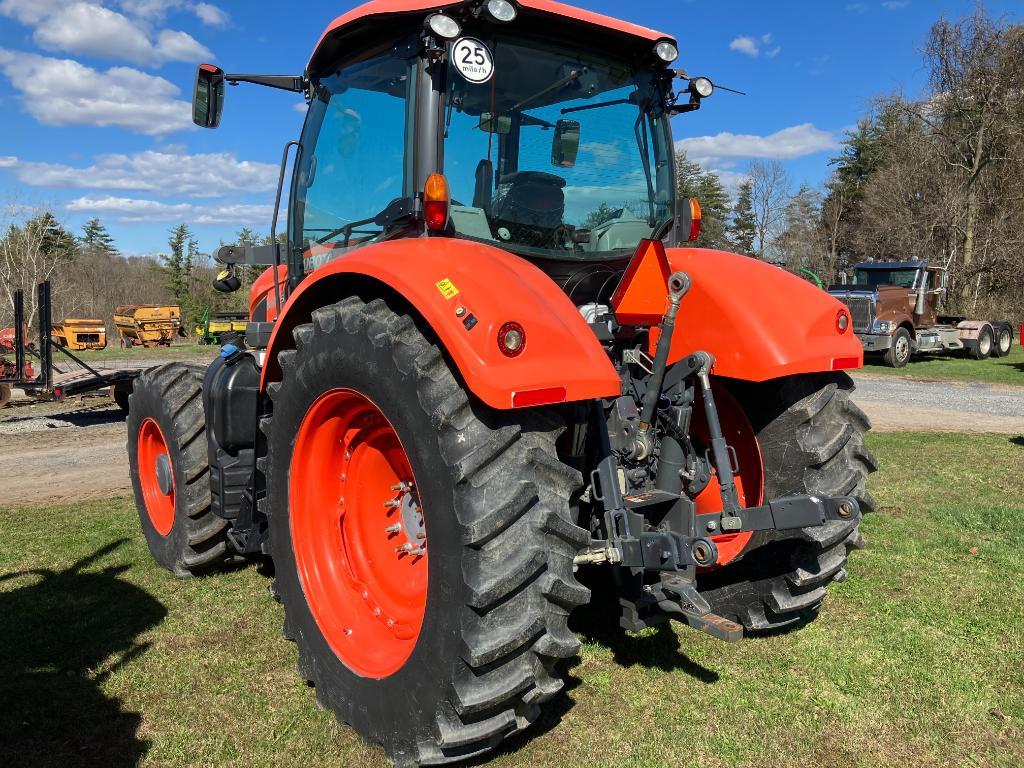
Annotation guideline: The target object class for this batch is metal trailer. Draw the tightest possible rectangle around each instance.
[0,282,140,410]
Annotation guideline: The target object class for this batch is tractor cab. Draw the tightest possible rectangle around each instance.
[194,0,709,303]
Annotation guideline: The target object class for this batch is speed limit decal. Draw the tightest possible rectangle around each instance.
[452,37,494,84]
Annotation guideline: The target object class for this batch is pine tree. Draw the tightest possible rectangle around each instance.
[163,223,191,309]
[26,212,77,260]
[675,150,731,249]
[728,180,756,255]
[80,217,118,256]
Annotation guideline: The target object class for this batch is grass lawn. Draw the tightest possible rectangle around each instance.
[60,342,219,364]
[862,343,1024,387]
[1,433,1022,767]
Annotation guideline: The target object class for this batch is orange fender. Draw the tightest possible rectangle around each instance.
[260,238,621,409]
[661,248,863,380]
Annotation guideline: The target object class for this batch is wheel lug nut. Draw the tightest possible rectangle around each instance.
[416,531,426,540]
[384,499,400,508]
[385,524,401,535]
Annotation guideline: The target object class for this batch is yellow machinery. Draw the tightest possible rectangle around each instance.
[195,308,248,345]
[52,318,107,350]
[114,304,181,347]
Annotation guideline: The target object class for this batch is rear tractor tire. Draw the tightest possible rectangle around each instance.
[883,327,912,368]
[127,362,231,578]
[263,296,590,766]
[698,373,877,631]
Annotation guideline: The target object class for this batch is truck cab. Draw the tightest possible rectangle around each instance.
[830,260,1012,367]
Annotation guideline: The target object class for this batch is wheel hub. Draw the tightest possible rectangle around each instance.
[155,453,173,496]
[290,389,428,679]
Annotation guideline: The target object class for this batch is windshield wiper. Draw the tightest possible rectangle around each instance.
[512,66,586,112]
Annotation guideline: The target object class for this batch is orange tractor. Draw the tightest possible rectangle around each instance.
[127,2,875,764]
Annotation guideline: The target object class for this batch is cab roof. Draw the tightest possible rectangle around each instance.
[311,0,674,70]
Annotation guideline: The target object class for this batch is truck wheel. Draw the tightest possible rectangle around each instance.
[697,373,876,631]
[883,327,912,367]
[993,324,1012,358]
[970,327,992,359]
[127,363,231,578]
[263,296,590,766]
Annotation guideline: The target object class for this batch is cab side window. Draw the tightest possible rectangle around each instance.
[292,53,415,267]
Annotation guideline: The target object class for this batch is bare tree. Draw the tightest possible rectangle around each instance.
[746,159,791,260]
[0,204,76,331]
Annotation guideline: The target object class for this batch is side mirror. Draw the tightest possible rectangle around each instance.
[193,64,225,128]
[551,119,580,168]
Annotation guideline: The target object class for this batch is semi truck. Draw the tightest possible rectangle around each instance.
[829,260,1015,368]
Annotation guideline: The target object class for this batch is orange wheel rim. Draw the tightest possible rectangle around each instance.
[137,417,176,536]
[289,389,428,678]
[691,383,763,566]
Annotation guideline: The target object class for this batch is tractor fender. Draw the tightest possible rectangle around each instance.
[260,238,621,409]
[661,248,864,381]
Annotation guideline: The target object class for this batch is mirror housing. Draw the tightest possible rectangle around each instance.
[193,64,225,128]
[551,119,580,168]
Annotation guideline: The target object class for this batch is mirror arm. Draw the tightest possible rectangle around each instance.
[224,74,306,93]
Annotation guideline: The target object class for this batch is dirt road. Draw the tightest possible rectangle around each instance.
[1,374,1022,507]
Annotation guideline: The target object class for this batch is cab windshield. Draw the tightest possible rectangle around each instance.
[442,35,674,261]
[852,268,919,289]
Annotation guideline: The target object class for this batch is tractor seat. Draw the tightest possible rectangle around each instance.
[491,171,566,232]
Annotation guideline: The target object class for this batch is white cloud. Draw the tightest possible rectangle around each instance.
[0,49,193,135]
[882,1,909,9]
[677,123,840,164]
[193,2,227,26]
[2,0,213,67]
[68,195,274,224]
[729,36,760,57]
[1,150,278,198]
[0,0,63,24]
[729,33,779,58]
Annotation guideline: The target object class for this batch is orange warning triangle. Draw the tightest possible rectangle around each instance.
[610,239,671,325]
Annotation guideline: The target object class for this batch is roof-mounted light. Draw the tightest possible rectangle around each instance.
[690,76,714,98]
[486,0,517,22]
[426,13,461,39]
[655,41,679,63]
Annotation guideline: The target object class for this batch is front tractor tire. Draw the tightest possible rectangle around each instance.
[127,363,231,578]
[263,296,590,766]
[698,373,877,631]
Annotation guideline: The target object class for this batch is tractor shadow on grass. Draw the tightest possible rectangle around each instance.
[0,539,166,768]
[567,573,719,682]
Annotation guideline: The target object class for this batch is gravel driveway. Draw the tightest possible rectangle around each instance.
[1,372,1021,507]
[850,373,1024,433]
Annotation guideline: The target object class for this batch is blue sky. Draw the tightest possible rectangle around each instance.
[0,0,1020,256]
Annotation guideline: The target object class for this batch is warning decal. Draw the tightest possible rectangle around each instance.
[436,278,460,299]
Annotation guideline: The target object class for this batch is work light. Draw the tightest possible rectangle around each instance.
[486,0,517,22]
[691,77,714,98]
[655,41,678,63]
[426,13,461,39]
